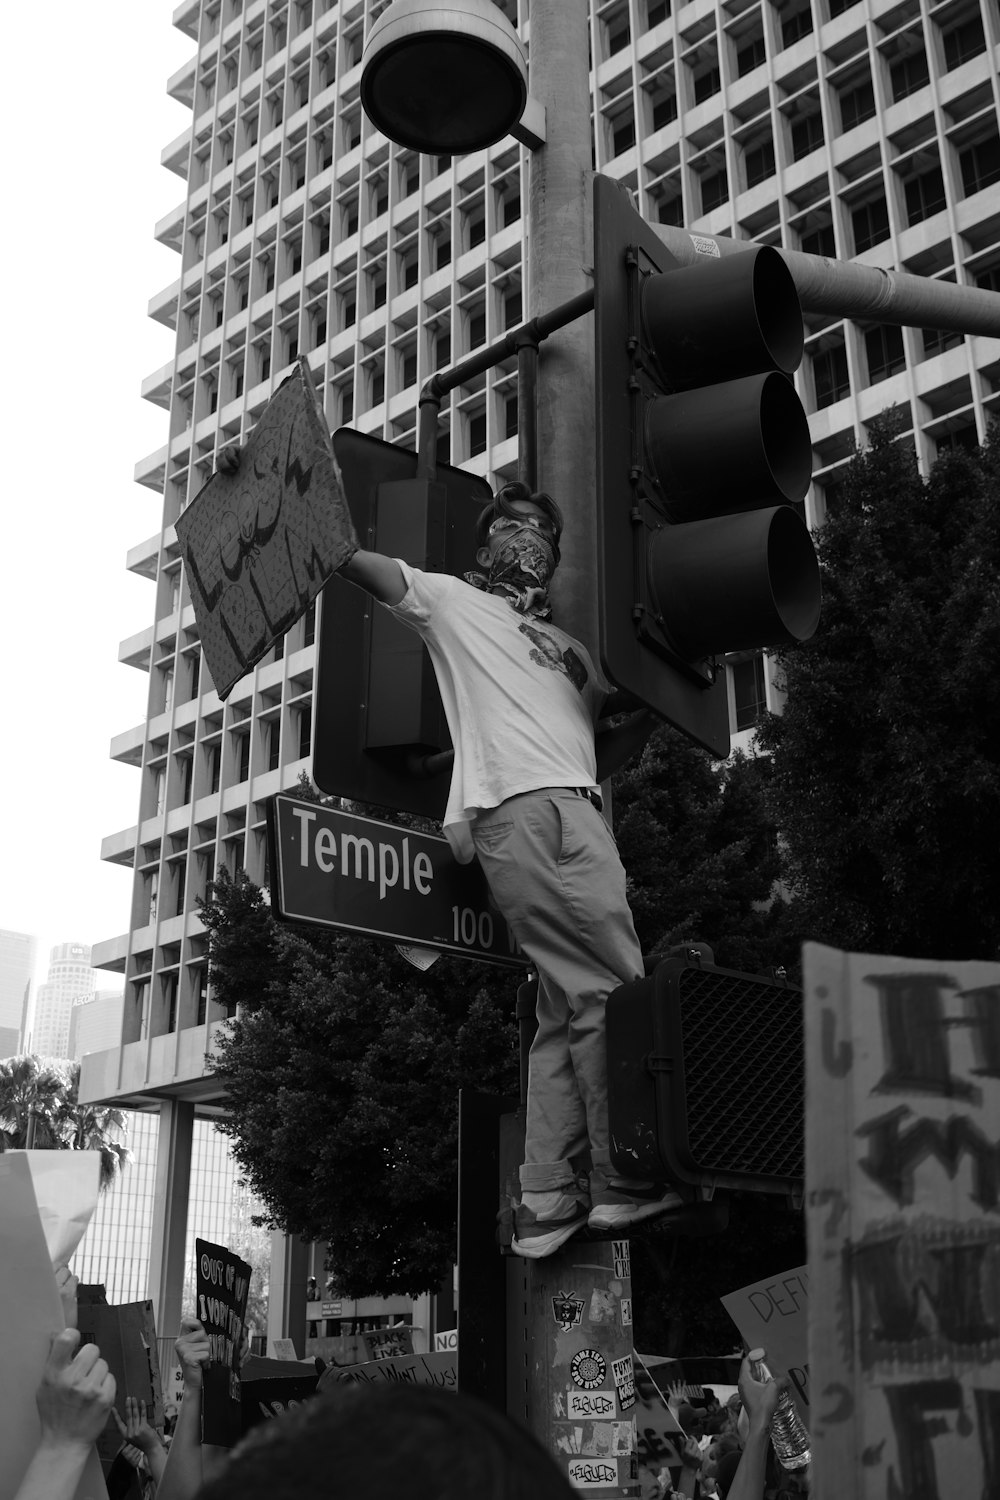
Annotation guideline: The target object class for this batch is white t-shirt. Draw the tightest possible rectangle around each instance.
[387,563,609,861]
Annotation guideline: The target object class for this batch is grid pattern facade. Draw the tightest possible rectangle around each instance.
[73,1111,253,1311]
[93,0,998,1072]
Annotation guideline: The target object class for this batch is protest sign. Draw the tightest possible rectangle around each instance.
[240,1355,320,1434]
[720,1265,809,1423]
[337,1350,457,1390]
[76,1300,164,1469]
[805,945,1000,1500]
[175,357,356,700]
[362,1324,414,1361]
[195,1237,252,1447]
[25,1149,101,1266]
[0,1153,107,1500]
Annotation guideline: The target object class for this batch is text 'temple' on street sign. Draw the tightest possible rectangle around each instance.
[268,794,523,967]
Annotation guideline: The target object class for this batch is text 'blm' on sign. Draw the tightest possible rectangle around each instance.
[268,794,523,966]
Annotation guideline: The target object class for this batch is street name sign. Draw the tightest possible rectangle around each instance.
[268,794,523,967]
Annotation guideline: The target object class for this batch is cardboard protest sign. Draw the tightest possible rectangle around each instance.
[720,1265,809,1423]
[195,1237,252,1447]
[76,1300,164,1470]
[361,1324,414,1361]
[175,357,357,700]
[0,1154,107,1500]
[240,1354,320,1433]
[25,1149,101,1266]
[805,944,1000,1500]
[336,1350,457,1390]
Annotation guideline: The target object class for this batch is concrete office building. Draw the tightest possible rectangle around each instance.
[68,990,127,1064]
[0,929,38,1055]
[31,943,95,1061]
[80,0,999,1339]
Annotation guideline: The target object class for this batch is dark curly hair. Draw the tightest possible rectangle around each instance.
[475,480,564,560]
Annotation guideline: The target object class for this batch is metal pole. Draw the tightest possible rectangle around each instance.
[652,222,1000,337]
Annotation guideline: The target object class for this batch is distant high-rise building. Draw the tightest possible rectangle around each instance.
[80,0,1000,1344]
[32,943,95,1060]
[0,929,37,1053]
[69,990,126,1063]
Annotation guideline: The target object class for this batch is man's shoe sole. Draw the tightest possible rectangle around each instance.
[511,1218,588,1258]
[588,1194,684,1231]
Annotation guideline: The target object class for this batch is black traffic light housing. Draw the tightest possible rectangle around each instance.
[593,174,821,756]
[606,955,804,1202]
[313,429,493,818]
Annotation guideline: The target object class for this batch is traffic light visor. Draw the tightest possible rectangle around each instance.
[641,245,804,388]
[648,504,822,657]
[645,371,813,521]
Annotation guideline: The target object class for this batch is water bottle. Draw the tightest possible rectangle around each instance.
[747,1347,811,1469]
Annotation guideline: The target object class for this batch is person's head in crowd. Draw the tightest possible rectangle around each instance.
[195,1381,576,1500]
[714,1449,741,1498]
[703,1387,720,1412]
[704,1408,730,1436]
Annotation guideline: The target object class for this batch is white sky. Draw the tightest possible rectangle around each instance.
[0,4,195,989]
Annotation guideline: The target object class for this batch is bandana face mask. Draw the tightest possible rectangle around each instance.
[485,525,558,616]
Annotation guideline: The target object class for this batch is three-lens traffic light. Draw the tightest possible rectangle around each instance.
[593,175,821,756]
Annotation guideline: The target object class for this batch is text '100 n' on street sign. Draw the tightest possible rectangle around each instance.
[267,794,523,967]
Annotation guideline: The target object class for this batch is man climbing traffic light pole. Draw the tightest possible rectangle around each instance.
[216,442,683,1257]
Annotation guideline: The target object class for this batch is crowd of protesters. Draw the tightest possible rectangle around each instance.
[15,1275,807,1500]
[638,1382,809,1499]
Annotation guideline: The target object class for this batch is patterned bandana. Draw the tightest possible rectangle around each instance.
[464,527,557,619]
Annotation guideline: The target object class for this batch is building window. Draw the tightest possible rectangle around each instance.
[838,76,876,132]
[298,705,312,759]
[207,743,221,794]
[469,306,486,347]
[235,732,250,782]
[646,0,669,27]
[744,137,775,188]
[851,195,890,253]
[942,14,985,70]
[266,720,280,772]
[504,288,522,328]
[610,106,636,157]
[505,392,518,439]
[304,602,316,645]
[692,57,721,104]
[890,47,929,101]
[864,324,906,383]
[147,871,158,924]
[791,111,824,161]
[469,410,487,455]
[781,1,813,47]
[812,343,850,407]
[959,132,1000,197]
[174,858,187,917]
[799,221,835,257]
[700,166,728,214]
[903,166,946,225]
[921,325,963,357]
[732,653,767,731]
[194,969,209,1026]
[736,34,766,77]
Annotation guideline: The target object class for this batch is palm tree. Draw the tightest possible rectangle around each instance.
[0,1055,131,1191]
[0,1055,71,1150]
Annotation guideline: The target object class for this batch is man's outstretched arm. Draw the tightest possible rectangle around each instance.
[340,550,407,605]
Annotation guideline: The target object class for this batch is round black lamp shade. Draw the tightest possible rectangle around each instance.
[361,0,528,154]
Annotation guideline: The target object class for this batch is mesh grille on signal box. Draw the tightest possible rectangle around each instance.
[606,958,805,1196]
[675,965,804,1182]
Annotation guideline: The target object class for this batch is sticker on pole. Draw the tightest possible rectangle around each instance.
[570,1350,608,1390]
[175,357,357,700]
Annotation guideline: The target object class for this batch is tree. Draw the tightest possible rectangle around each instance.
[613,725,793,975]
[0,1055,130,1191]
[204,866,520,1297]
[759,419,1000,961]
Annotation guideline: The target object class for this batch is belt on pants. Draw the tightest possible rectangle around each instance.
[565,785,604,813]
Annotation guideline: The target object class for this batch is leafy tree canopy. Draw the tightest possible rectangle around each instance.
[0,1054,130,1190]
[759,418,1000,960]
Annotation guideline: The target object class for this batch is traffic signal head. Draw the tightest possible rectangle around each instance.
[594,175,821,755]
[313,429,493,818]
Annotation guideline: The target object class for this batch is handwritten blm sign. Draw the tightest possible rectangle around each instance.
[175,357,357,701]
[720,1267,810,1425]
[804,944,1000,1500]
[196,1237,252,1447]
[362,1325,414,1361]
